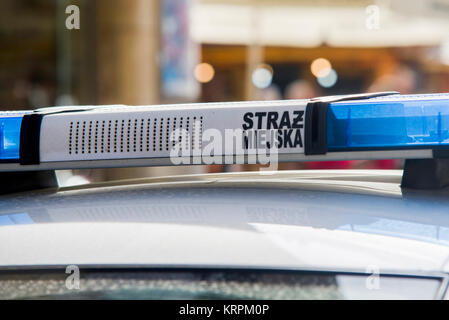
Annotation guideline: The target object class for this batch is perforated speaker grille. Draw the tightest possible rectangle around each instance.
[68,116,203,155]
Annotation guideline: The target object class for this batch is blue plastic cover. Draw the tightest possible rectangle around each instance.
[327,93,449,151]
[0,115,23,161]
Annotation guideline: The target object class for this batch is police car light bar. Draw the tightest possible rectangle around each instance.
[1,92,449,172]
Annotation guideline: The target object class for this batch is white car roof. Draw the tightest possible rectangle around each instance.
[1,170,449,275]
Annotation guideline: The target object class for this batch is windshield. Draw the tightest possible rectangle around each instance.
[0,269,442,300]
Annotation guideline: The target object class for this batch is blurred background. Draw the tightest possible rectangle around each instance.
[2,0,449,183]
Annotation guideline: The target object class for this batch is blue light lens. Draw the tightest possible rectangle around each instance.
[327,95,449,151]
[0,116,23,161]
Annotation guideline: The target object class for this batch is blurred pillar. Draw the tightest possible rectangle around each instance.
[244,0,263,101]
[95,0,160,181]
[96,0,159,105]
[245,45,263,100]
[55,0,72,104]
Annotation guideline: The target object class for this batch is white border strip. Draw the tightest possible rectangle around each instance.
[0,149,433,172]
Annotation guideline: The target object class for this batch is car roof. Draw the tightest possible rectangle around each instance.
[1,169,449,275]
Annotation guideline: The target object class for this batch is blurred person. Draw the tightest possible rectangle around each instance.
[11,69,54,109]
[28,69,53,108]
[12,79,31,109]
[360,64,419,170]
[285,80,318,100]
[284,80,355,170]
[255,84,282,101]
[280,80,320,170]
[368,65,417,95]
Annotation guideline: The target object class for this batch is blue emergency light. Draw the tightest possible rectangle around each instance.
[327,94,449,151]
[0,115,23,161]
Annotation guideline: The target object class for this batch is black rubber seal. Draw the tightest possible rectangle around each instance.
[304,91,399,156]
[304,101,328,155]
[433,149,449,159]
[19,113,44,165]
[401,158,449,189]
[0,170,57,195]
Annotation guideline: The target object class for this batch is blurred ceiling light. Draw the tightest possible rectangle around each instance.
[311,58,332,78]
[194,63,215,83]
[317,69,338,88]
[252,64,273,89]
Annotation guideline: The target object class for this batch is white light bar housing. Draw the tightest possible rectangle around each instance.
[1,92,444,172]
